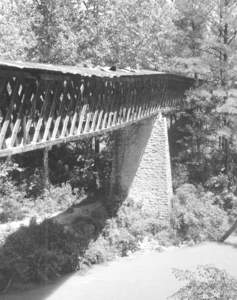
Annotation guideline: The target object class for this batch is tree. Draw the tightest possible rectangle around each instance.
[30,0,80,63]
[168,85,228,186]
[104,0,177,69]
[173,0,214,77]
[170,266,237,299]
[0,0,36,60]
[174,0,237,83]
[201,0,237,85]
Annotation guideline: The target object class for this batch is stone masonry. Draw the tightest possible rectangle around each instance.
[110,113,173,221]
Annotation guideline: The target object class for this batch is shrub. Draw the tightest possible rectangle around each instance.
[171,184,228,242]
[23,168,45,198]
[0,219,79,287]
[81,198,167,268]
[82,236,115,266]
[115,198,167,239]
[169,265,237,300]
[103,218,139,256]
[0,194,26,223]
[33,184,78,216]
[0,161,27,223]
[205,174,237,216]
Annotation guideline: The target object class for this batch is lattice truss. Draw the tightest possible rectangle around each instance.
[0,67,193,157]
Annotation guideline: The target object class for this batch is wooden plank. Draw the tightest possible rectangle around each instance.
[112,111,117,126]
[0,78,7,102]
[32,82,51,143]
[22,116,27,145]
[42,82,61,141]
[25,81,44,143]
[76,104,88,135]
[69,110,78,136]
[137,106,142,119]
[0,110,159,158]
[100,81,110,129]
[126,107,131,122]
[105,87,114,128]
[69,80,83,135]
[9,84,32,147]
[95,81,106,131]
[95,110,104,131]
[52,85,69,139]
[102,112,108,129]
[0,80,20,149]
[83,112,92,133]
[107,112,114,128]
[90,110,98,132]
[60,80,79,138]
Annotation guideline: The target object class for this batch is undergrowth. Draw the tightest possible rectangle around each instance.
[0,197,173,291]
[0,158,233,292]
[169,265,237,300]
[171,184,229,242]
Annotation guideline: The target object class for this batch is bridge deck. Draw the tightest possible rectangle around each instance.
[0,60,194,157]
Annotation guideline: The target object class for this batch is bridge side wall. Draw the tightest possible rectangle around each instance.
[109,114,173,221]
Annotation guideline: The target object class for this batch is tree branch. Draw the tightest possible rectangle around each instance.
[228,31,237,44]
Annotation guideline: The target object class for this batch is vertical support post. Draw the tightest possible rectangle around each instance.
[43,147,50,189]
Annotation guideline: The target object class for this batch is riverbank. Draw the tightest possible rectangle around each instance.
[3,236,237,300]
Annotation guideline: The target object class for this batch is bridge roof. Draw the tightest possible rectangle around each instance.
[0,59,192,81]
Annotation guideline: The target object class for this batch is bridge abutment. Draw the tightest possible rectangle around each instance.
[109,114,173,221]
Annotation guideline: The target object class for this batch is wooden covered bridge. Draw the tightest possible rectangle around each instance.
[0,60,194,220]
[0,60,193,157]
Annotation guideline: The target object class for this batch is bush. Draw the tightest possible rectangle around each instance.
[0,219,79,287]
[170,265,237,300]
[171,184,229,242]
[33,184,78,216]
[115,198,168,239]
[82,236,115,266]
[0,195,26,223]
[80,197,169,269]
[205,174,237,215]
[0,159,78,222]
[0,162,27,223]
[103,218,139,256]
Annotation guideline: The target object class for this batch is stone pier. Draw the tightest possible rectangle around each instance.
[110,113,173,221]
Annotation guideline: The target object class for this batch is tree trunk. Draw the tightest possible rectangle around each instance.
[219,219,237,242]
[43,147,50,189]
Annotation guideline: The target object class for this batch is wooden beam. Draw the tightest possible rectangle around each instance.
[0,110,161,157]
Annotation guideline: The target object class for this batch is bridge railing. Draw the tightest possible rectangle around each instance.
[0,60,194,157]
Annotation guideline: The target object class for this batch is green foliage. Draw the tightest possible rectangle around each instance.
[0,159,79,223]
[0,0,37,60]
[0,0,236,84]
[205,174,237,215]
[0,196,172,288]
[0,136,113,224]
[0,219,79,287]
[171,184,228,242]
[102,0,177,69]
[0,161,26,223]
[48,138,112,195]
[169,85,224,172]
[32,184,78,216]
[170,265,237,300]
[82,198,165,267]
[115,198,168,239]
[82,236,115,266]
[173,0,211,76]
[0,0,179,70]
[102,217,139,257]
[173,0,237,83]
[168,84,237,191]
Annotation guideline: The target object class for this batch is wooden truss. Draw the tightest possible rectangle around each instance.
[0,61,194,157]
